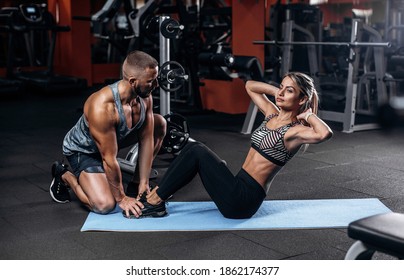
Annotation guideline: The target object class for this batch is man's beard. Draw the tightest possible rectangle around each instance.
[134,85,151,98]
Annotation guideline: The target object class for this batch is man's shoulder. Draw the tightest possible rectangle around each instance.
[87,86,114,105]
[85,89,117,121]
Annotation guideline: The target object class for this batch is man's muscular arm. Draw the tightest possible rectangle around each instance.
[136,96,154,196]
[86,97,143,217]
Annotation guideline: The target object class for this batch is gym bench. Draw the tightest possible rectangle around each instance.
[345,212,404,260]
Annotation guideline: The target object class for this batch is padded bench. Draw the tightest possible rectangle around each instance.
[345,212,404,260]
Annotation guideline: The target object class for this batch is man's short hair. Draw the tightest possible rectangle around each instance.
[122,51,158,80]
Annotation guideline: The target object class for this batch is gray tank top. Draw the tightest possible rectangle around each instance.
[63,81,146,155]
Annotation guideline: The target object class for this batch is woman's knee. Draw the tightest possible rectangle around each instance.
[186,141,205,152]
[189,142,214,160]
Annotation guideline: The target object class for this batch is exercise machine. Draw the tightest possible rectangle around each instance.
[156,15,186,116]
[0,8,25,96]
[89,0,234,112]
[89,0,157,63]
[384,0,404,98]
[1,4,86,93]
[0,77,24,97]
[90,0,134,63]
[266,2,323,82]
[243,17,391,134]
[345,212,404,260]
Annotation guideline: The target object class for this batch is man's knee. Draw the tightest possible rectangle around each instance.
[154,114,167,138]
[90,197,116,214]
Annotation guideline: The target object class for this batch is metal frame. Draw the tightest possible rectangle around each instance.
[344,240,376,260]
[117,15,174,175]
[242,19,390,134]
[159,15,171,116]
[321,19,387,132]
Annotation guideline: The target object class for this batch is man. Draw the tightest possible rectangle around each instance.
[50,50,166,218]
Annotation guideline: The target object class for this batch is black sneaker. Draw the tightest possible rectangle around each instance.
[123,191,167,219]
[50,161,71,203]
[140,196,168,218]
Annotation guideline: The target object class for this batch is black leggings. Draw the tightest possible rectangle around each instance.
[157,141,266,219]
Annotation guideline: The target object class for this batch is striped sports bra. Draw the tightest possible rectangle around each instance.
[251,113,300,166]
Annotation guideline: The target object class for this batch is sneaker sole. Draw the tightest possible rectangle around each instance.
[123,210,168,219]
[141,210,168,218]
[49,178,70,204]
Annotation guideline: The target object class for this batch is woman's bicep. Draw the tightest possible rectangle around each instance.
[293,126,329,145]
[285,127,324,153]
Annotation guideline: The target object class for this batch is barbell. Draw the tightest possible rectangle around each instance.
[161,113,190,154]
[253,40,391,48]
[158,61,189,92]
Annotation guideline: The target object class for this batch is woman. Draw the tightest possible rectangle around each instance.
[125,72,333,219]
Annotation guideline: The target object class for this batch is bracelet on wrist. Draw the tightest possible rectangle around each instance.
[305,112,315,122]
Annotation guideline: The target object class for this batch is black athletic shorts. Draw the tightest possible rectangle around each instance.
[66,152,104,178]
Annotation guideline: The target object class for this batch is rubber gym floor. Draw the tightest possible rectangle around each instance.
[1,86,404,260]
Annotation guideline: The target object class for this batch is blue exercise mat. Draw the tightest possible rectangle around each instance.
[81,198,391,232]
